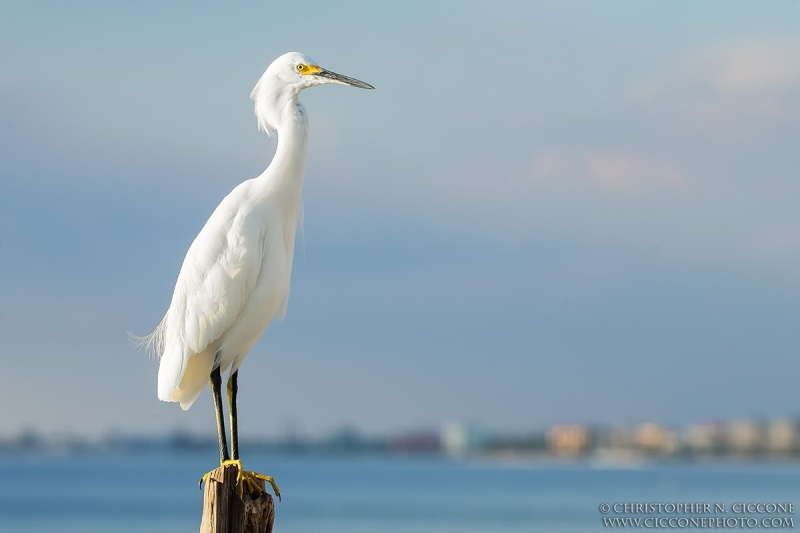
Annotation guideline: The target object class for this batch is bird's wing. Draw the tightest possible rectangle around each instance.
[157,185,264,398]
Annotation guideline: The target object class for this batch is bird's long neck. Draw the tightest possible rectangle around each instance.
[255,88,309,203]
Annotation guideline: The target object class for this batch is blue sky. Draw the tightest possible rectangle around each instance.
[1,1,799,438]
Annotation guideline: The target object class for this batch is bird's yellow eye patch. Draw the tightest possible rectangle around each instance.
[296,64,322,75]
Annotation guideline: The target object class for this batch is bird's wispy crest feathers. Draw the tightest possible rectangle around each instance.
[250,74,278,137]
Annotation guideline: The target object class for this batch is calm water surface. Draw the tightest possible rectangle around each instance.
[1,453,799,532]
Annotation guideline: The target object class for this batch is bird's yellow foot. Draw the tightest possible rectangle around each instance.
[199,459,281,501]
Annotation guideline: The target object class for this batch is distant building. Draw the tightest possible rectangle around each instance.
[390,431,440,454]
[727,420,764,455]
[686,422,726,454]
[483,432,547,455]
[441,422,484,456]
[634,423,678,455]
[547,424,591,456]
[765,420,798,456]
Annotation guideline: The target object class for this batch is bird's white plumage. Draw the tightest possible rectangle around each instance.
[144,52,368,410]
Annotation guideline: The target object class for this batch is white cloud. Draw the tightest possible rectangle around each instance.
[633,40,800,140]
[713,43,800,92]
[528,149,685,190]
[636,40,800,96]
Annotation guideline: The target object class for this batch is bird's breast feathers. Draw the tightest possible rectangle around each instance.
[165,185,299,358]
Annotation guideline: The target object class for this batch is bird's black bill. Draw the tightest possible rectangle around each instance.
[317,69,374,89]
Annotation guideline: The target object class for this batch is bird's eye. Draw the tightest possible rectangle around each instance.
[296,64,304,71]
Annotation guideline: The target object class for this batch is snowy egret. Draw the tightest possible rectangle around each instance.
[143,52,373,498]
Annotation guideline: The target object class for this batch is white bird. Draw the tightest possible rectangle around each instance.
[143,52,373,498]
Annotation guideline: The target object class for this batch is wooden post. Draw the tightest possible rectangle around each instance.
[199,464,275,533]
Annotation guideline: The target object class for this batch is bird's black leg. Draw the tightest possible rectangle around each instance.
[224,368,281,500]
[227,370,240,461]
[208,367,281,500]
[210,366,230,463]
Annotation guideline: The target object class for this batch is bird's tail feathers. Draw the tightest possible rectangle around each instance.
[159,347,214,410]
[129,315,168,361]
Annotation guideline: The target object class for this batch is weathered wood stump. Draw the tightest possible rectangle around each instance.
[199,464,275,533]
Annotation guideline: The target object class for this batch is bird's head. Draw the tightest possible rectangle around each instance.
[275,52,374,90]
[251,52,373,136]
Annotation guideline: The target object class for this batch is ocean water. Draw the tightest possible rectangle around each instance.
[1,453,799,532]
